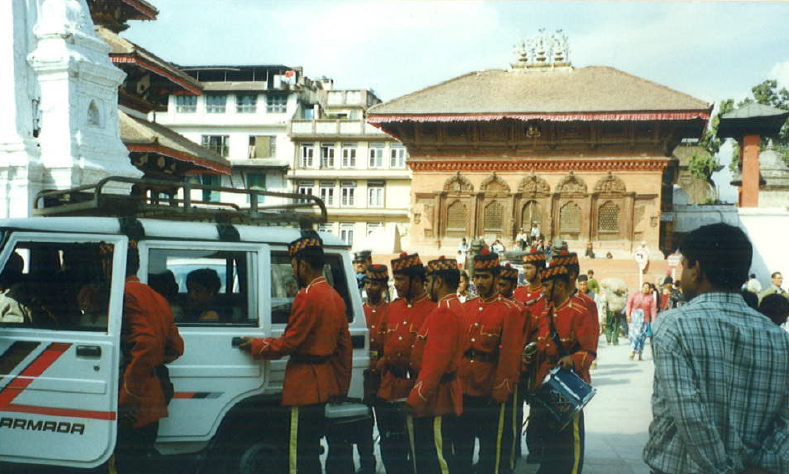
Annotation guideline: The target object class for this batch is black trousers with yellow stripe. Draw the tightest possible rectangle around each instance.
[530,405,585,474]
[407,413,457,474]
[455,395,507,474]
[285,403,326,474]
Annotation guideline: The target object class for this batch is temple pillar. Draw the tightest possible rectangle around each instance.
[740,134,760,207]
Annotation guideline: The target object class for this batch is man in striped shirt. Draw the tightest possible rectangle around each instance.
[644,223,789,474]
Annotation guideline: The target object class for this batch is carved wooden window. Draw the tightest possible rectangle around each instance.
[483,201,504,235]
[446,201,467,238]
[521,200,542,230]
[559,202,581,239]
[598,201,620,240]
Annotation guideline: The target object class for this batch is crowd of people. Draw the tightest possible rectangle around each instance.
[5,223,786,474]
[345,238,599,474]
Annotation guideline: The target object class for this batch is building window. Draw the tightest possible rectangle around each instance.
[483,201,504,235]
[297,181,314,201]
[446,200,467,238]
[237,94,257,113]
[300,143,314,168]
[320,181,335,207]
[248,135,276,159]
[597,201,620,240]
[342,143,357,168]
[341,181,356,207]
[320,143,336,169]
[246,173,266,204]
[175,95,197,113]
[206,94,227,113]
[200,174,221,202]
[559,201,581,240]
[201,135,229,157]
[390,145,406,168]
[367,181,384,208]
[266,93,288,113]
[366,222,384,236]
[340,223,354,245]
[368,143,384,168]
[318,223,333,234]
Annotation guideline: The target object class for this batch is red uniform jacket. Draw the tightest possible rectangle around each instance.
[532,296,599,385]
[514,284,545,342]
[460,296,524,402]
[407,293,465,417]
[120,277,184,428]
[251,277,351,406]
[573,289,598,321]
[363,300,387,362]
[376,293,434,401]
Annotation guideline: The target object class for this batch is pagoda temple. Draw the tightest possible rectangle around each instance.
[368,32,712,256]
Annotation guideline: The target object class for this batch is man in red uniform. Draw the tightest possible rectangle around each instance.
[456,250,523,474]
[496,263,529,473]
[376,253,434,474]
[514,249,548,465]
[240,233,351,474]
[116,242,184,474]
[407,256,465,474]
[523,264,598,474]
[354,264,390,474]
[551,252,598,318]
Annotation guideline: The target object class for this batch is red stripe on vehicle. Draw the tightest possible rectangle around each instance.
[4,403,116,421]
[0,343,72,408]
[173,392,196,399]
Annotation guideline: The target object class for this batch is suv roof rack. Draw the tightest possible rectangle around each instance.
[33,176,327,227]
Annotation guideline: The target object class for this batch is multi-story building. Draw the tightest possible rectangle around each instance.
[155,65,322,205]
[289,87,410,252]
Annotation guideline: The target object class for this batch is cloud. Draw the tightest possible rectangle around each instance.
[769,59,789,90]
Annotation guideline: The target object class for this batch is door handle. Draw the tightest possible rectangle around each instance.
[231,337,244,347]
[76,345,102,357]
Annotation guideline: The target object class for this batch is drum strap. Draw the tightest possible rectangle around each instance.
[546,305,569,358]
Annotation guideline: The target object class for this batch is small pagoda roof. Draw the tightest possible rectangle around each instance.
[97,28,202,95]
[718,103,789,138]
[368,66,711,124]
[119,112,231,175]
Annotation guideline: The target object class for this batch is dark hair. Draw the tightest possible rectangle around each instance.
[771,272,782,279]
[759,293,789,326]
[741,290,758,310]
[149,270,179,298]
[186,268,221,294]
[437,270,460,291]
[577,274,588,282]
[459,270,469,281]
[296,254,325,271]
[749,273,756,279]
[126,246,140,276]
[663,276,674,285]
[587,270,594,276]
[679,223,752,291]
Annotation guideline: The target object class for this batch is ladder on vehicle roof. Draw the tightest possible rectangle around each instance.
[33,176,327,227]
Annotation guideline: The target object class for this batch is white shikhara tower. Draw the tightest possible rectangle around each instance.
[0,0,141,218]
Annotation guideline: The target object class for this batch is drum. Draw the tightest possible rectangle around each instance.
[533,366,596,428]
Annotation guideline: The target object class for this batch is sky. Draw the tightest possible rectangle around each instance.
[124,0,789,202]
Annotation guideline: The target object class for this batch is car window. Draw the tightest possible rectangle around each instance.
[148,248,257,326]
[0,241,114,332]
[270,251,354,325]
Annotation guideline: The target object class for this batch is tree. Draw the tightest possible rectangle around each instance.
[703,80,789,171]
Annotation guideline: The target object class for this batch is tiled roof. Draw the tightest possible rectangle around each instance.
[119,111,231,174]
[96,27,202,95]
[368,66,710,118]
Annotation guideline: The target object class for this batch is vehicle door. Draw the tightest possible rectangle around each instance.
[265,247,368,399]
[0,232,126,468]
[140,241,268,445]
